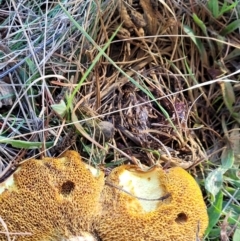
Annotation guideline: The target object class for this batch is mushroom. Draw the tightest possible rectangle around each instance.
[97,165,208,241]
[0,151,208,241]
[0,151,104,241]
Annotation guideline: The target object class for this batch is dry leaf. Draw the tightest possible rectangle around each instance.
[0,80,14,108]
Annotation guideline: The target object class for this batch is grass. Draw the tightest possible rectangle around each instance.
[0,0,240,240]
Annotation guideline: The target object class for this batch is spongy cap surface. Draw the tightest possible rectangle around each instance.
[97,165,208,241]
[0,151,104,241]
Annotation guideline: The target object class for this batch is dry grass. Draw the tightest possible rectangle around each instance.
[0,0,240,240]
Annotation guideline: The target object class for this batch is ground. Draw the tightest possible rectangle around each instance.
[0,0,240,240]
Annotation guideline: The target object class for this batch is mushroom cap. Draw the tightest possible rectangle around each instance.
[0,151,104,241]
[97,165,208,241]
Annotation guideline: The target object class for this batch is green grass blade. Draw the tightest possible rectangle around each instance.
[0,136,53,149]
[220,19,240,36]
[183,25,208,64]
[192,13,216,57]
[208,0,237,18]
[205,191,223,236]
[192,13,207,35]
[207,0,219,18]
[219,1,238,17]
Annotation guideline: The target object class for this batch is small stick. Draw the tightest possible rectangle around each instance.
[106,181,171,201]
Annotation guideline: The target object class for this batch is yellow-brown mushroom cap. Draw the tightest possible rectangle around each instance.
[0,150,104,241]
[97,165,208,241]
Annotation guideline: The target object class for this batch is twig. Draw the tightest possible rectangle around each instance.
[105,181,171,201]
